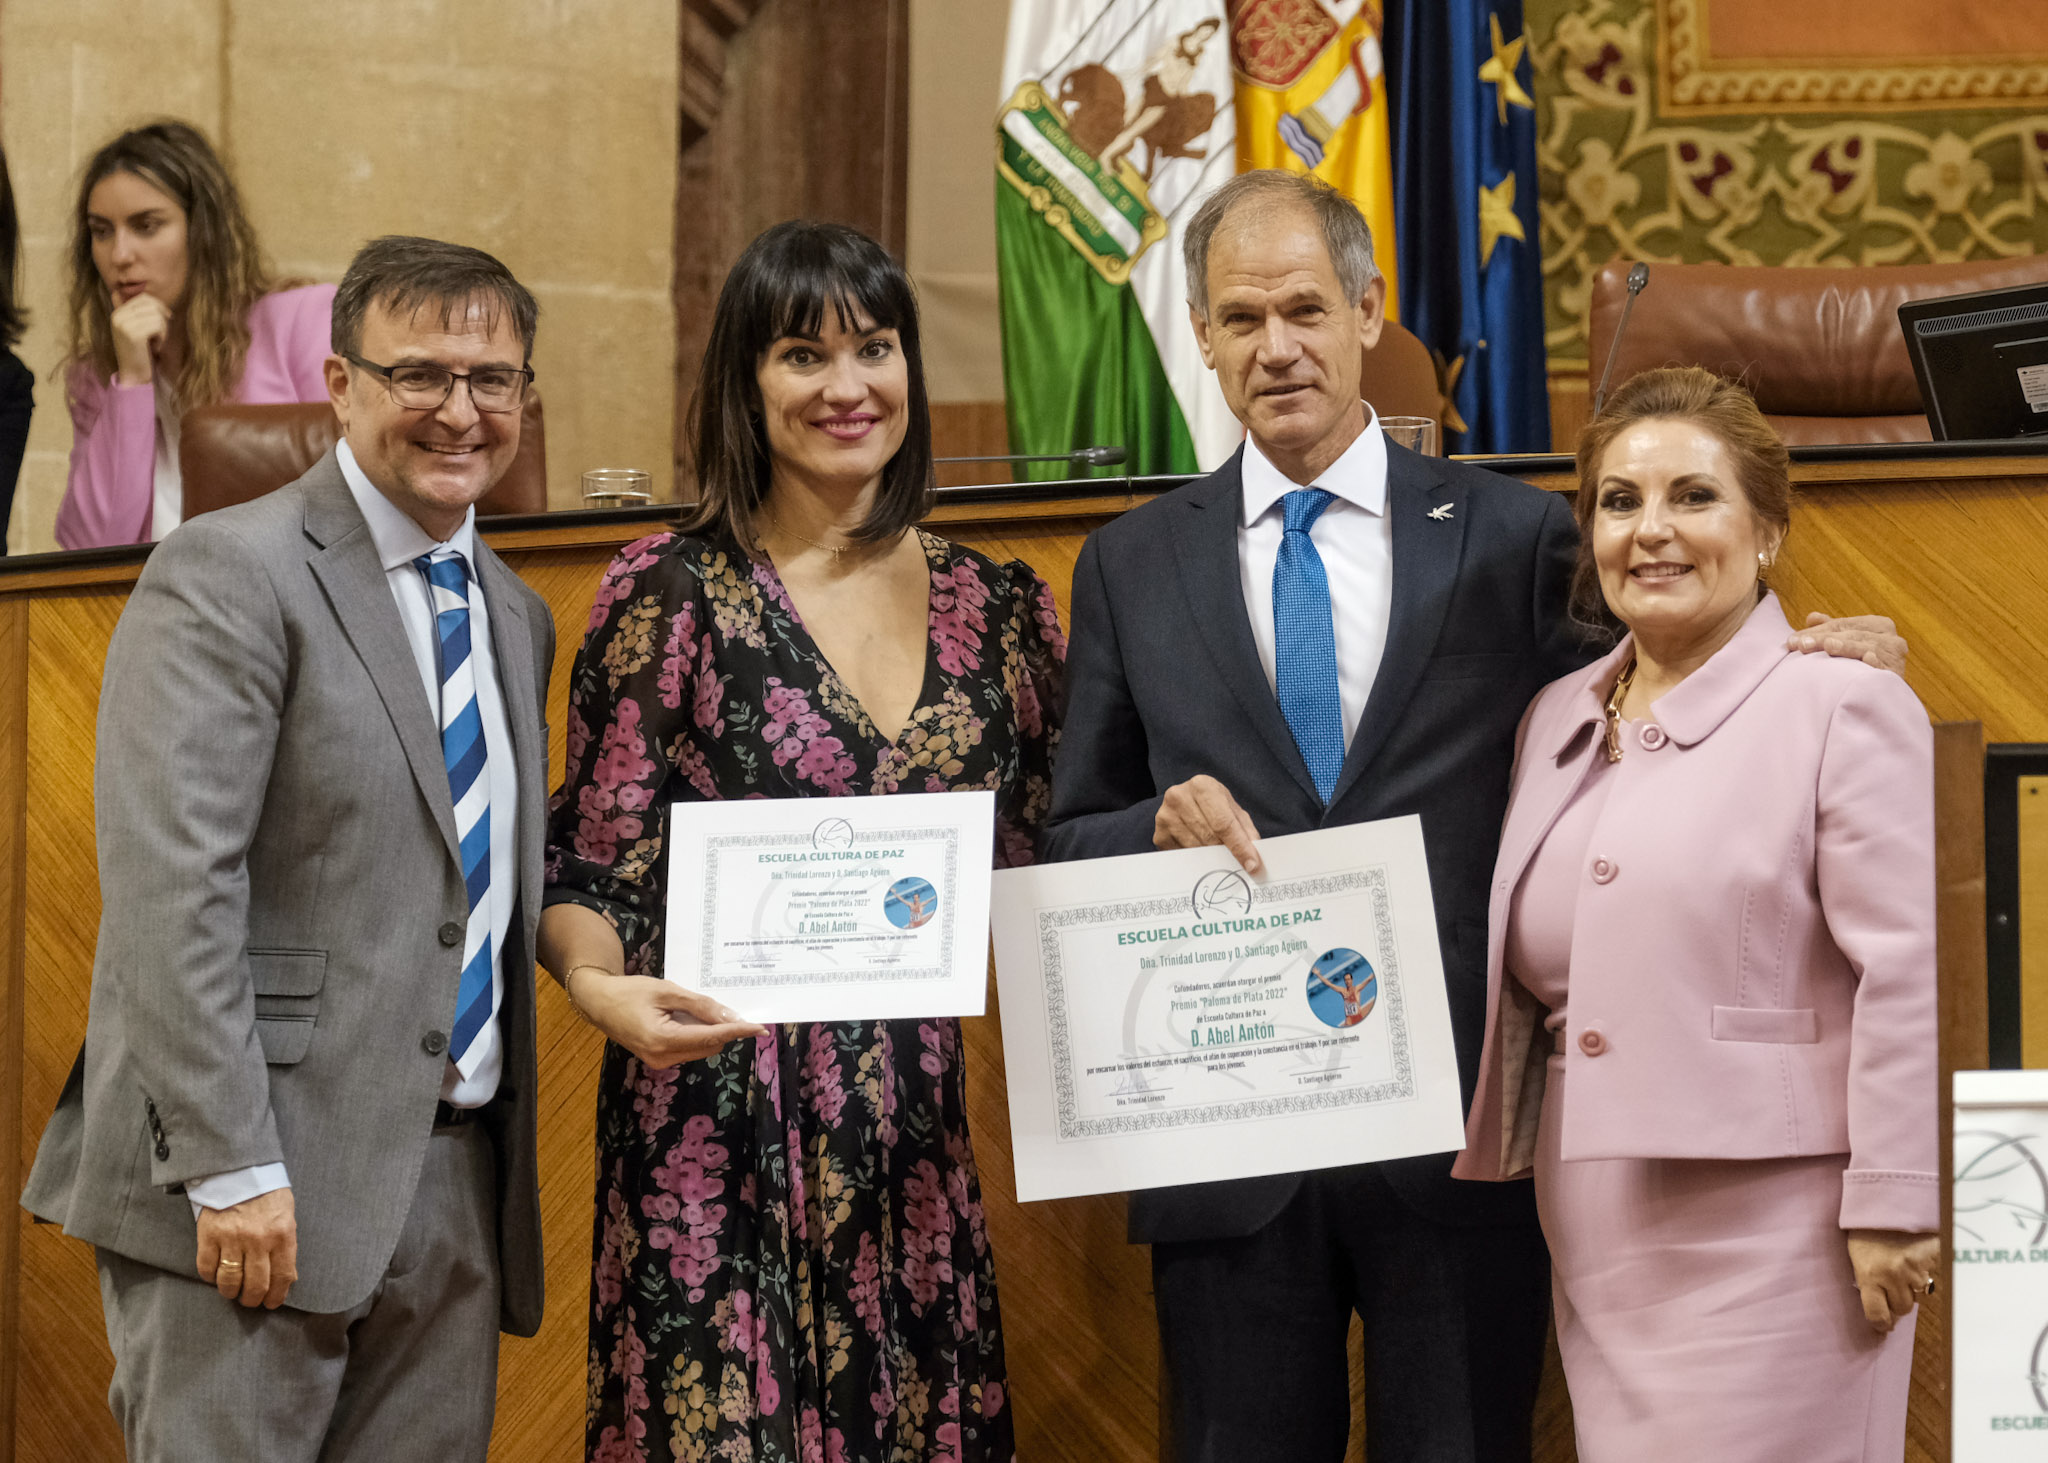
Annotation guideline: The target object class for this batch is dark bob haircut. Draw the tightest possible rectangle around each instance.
[0,143,24,351]
[682,220,933,549]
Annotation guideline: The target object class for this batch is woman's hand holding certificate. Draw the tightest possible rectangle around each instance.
[567,965,768,1066]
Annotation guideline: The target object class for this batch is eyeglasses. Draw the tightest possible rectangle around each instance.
[344,353,534,413]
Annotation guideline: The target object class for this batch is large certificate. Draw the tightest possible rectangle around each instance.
[663,790,995,1024]
[990,816,1466,1201]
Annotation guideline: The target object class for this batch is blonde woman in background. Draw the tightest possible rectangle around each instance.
[56,119,333,549]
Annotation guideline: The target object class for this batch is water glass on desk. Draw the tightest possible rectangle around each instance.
[1379,416,1439,456]
[581,468,653,509]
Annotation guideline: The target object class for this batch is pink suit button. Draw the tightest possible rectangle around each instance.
[1639,724,1667,750]
[1591,857,1617,884]
[1578,1029,1607,1057]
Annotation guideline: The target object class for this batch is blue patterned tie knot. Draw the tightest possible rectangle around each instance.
[422,548,469,596]
[1284,487,1335,537]
[415,549,493,1069]
[1273,488,1344,804]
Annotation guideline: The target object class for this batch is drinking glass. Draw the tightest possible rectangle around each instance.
[1379,416,1440,457]
[581,468,654,510]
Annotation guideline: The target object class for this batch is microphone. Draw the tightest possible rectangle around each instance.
[1591,262,1651,418]
[937,445,1129,468]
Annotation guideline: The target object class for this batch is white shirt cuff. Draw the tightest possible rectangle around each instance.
[184,1163,291,1219]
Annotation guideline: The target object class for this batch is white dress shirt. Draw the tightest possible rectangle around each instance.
[148,378,183,541]
[186,442,517,1213]
[1237,407,1395,750]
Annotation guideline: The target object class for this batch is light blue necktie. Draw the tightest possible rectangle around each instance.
[417,550,493,1068]
[1273,488,1344,804]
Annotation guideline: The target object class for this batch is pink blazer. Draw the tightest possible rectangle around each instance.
[1452,595,1939,1234]
[55,282,336,550]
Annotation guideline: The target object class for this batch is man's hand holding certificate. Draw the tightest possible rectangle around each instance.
[991,815,1466,1202]
[663,790,995,1024]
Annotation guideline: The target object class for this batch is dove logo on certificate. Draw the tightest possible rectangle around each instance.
[813,817,856,851]
[1191,869,1253,919]
[663,790,995,1024]
[991,815,1467,1201]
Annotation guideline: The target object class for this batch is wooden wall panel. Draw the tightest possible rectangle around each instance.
[486,547,628,1457]
[14,590,126,1462]
[932,403,1015,490]
[1775,479,2048,739]
[0,599,26,1461]
[671,0,910,489]
[2,451,2022,1460]
[2022,776,2048,1069]
[1925,721,1992,1463]
[1548,370,1591,456]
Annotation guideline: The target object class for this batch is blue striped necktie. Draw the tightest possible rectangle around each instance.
[417,549,492,1068]
[1274,487,1344,804]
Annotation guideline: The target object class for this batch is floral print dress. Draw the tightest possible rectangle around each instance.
[545,528,1065,1463]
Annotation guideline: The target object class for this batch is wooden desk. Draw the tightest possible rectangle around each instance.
[2,450,2016,1462]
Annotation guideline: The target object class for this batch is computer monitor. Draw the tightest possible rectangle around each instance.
[1900,280,2048,441]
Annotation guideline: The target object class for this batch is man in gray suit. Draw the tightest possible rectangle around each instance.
[22,235,555,1460]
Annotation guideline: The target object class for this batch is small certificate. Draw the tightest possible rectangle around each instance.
[991,816,1466,1202]
[663,790,995,1024]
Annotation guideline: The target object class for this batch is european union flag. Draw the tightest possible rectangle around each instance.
[1384,2,1550,455]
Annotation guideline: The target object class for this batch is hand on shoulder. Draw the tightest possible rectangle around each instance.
[1786,611,1906,674]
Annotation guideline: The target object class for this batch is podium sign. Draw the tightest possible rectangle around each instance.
[1954,1070,2048,1454]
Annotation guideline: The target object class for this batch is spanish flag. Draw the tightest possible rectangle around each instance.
[1228,0,1400,317]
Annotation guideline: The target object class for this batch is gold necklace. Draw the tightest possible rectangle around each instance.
[767,512,860,559]
[1603,656,1638,763]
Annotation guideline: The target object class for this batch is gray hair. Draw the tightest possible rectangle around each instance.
[332,235,539,361]
[1182,170,1380,319]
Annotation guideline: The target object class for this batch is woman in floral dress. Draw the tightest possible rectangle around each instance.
[539,221,1063,1463]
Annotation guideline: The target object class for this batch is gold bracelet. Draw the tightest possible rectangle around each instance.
[562,963,621,1020]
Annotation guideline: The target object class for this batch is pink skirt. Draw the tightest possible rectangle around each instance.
[1535,1058,1917,1463]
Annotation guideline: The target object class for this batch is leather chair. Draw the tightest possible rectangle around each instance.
[1360,317,1446,429]
[179,394,548,521]
[1586,256,2048,445]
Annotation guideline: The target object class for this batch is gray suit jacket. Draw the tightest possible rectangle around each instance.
[21,451,553,1332]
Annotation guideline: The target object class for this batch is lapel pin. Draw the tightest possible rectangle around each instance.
[1427,503,1455,521]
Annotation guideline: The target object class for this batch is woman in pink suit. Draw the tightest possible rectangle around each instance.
[1455,367,1940,1462]
[55,120,333,550]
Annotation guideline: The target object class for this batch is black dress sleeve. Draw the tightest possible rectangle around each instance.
[0,350,36,555]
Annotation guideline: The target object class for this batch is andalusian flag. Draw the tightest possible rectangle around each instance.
[997,2,1241,479]
[1228,0,1400,315]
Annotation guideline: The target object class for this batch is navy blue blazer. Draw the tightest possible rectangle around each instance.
[1042,440,1592,1244]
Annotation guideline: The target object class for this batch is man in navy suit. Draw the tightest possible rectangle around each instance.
[1042,170,1902,1462]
